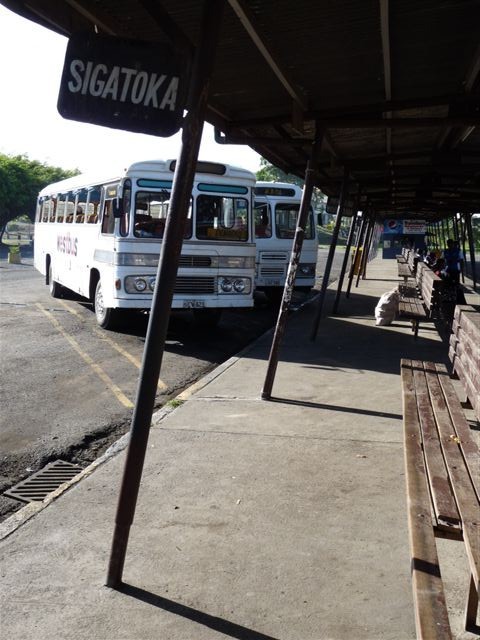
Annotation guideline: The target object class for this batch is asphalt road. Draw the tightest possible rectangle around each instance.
[0,246,344,521]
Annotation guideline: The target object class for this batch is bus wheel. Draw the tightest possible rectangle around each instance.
[48,263,63,298]
[193,308,222,328]
[94,280,118,329]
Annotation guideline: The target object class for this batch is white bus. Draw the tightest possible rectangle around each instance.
[34,159,256,329]
[253,181,318,301]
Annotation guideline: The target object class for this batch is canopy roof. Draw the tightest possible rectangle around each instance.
[3,0,480,219]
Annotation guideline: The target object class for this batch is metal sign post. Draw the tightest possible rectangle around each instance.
[106,0,225,588]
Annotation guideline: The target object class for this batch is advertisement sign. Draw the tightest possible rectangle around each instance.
[403,220,426,234]
[58,34,188,137]
[383,219,426,235]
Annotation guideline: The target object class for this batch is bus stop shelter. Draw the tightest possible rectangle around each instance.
[1,1,479,637]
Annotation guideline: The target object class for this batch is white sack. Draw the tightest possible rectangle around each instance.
[375,288,399,326]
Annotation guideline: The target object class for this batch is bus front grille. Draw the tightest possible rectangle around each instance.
[174,276,216,294]
[260,267,285,277]
[179,255,212,267]
[261,252,288,261]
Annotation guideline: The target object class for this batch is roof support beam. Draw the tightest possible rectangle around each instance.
[437,43,480,149]
[227,0,308,111]
[380,0,392,156]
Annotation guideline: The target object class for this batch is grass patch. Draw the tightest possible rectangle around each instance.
[167,398,184,409]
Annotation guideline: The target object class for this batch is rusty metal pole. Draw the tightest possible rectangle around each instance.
[332,204,359,314]
[106,0,225,588]
[261,128,324,400]
[356,214,372,287]
[310,169,350,341]
[465,212,477,290]
[455,213,466,283]
[361,214,375,279]
[346,213,366,298]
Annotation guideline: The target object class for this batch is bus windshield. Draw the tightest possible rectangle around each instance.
[275,203,314,239]
[196,194,249,242]
[134,190,192,239]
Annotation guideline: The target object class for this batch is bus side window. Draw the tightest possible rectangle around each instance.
[101,200,115,234]
[50,197,58,222]
[120,183,131,236]
[254,203,271,238]
[65,198,75,223]
[41,199,50,222]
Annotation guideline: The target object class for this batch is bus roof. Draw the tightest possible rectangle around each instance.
[39,159,256,197]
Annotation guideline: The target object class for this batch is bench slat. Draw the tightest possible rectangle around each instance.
[411,361,461,532]
[434,363,480,503]
[423,363,480,591]
[401,360,453,640]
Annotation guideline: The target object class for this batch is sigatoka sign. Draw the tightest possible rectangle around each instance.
[58,34,188,137]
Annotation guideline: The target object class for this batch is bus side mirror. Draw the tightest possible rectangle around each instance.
[113,198,123,218]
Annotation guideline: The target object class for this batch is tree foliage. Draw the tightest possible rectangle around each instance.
[256,157,304,187]
[256,157,326,220]
[0,153,79,231]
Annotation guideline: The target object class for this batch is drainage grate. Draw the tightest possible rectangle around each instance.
[4,460,83,503]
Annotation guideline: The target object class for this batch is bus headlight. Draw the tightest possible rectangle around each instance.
[134,277,147,292]
[125,276,150,293]
[218,276,251,294]
[149,277,156,291]
[298,263,316,277]
[219,277,233,293]
[233,279,246,293]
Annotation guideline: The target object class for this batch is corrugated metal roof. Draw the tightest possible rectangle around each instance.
[1,0,479,219]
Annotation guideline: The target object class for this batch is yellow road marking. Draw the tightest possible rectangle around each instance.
[57,299,167,391]
[36,303,134,408]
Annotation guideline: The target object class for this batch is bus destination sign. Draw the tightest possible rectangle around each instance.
[58,34,188,137]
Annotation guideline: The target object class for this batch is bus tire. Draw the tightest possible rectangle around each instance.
[48,263,63,298]
[94,280,119,330]
[193,308,222,328]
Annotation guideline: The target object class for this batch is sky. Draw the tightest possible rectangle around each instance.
[0,5,262,176]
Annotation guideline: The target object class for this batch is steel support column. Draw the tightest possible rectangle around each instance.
[332,205,359,314]
[261,128,324,400]
[361,214,375,279]
[356,214,372,287]
[346,213,366,298]
[465,213,477,290]
[106,0,225,588]
[460,213,468,283]
[310,170,350,341]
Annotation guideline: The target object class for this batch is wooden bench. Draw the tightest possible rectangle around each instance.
[397,249,419,282]
[396,247,410,263]
[401,356,480,638]
[398,262,443,338]
[449,305,480,420]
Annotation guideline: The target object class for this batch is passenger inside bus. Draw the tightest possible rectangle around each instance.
[255,207,271,238]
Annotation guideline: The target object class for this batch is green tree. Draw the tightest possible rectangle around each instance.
[0,153,79,233]
[256,157,326,222]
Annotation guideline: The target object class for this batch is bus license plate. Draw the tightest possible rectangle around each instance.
[183,300,205,309]
[265,279,281,286]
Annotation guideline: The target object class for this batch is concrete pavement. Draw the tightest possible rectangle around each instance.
[0,256,478,640]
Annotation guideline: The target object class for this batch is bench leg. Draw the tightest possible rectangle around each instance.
[412,320,419,339]
[466,574,479,631]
